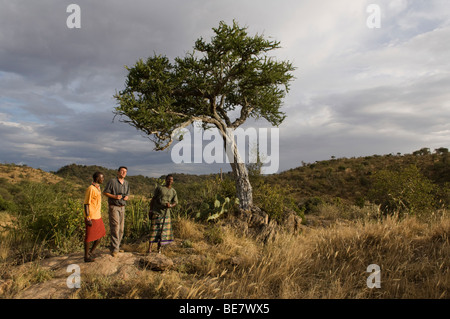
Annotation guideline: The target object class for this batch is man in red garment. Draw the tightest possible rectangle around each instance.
[83,171,106,262]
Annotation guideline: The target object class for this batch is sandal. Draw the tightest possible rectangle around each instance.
[89,251,99,258]
[84,256,96,262]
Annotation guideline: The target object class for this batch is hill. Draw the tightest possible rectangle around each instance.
[0,148,449,300]
[0,163,63,185]
[266,149,450,206]
[54,163,218,196]
[2,146,449,206]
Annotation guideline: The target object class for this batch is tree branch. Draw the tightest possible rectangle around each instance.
[160,115,223,151]
[216,95,232,127]
[231,99,253,129]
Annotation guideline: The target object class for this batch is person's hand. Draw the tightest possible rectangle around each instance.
[115,194,123,200]
[123,195,129,201]
[85,218,93,227]
[166,203,172,208]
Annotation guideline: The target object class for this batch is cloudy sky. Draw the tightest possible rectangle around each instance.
[1,0,449,177]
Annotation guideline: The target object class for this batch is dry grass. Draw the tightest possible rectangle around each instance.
[1,210,449,299]
[227,213,449,299]
[0,164,63,184]
[74,211,449,299]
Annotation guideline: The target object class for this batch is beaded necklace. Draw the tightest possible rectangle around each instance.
[92,182,101,192]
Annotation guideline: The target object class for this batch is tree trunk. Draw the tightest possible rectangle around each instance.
[222,127,253,210]
[231,162,253,210]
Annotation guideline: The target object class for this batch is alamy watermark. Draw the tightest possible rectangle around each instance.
[170,121,280,174]
[366,4,381,29]
[66,4,381,30]
[366,264,381,288]
[66,4,81,29]
[66,264,81,288]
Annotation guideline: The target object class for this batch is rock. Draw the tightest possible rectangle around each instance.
[248,206,269,227]
[227,205,303,244]
[227,206,277,244]
[254,221,277,244]
[281,209,303,235]
[139,254,173,271]
[12,249,143,299]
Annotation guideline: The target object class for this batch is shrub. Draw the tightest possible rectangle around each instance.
[14,181,85,252]
[0,196,15,212]
[125,197,151,240]
[368,165,437,216]
[299,196,325,214]
[253,182,303,223]
[204,224,224,245]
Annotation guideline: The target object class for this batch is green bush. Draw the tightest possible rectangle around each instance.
[368,165,437,216]
[0,196,16,212]
[14,181,85,252]
[299,196,325,214]
[204,224,224,245]
[253,182,304,223]
[125,197,151,240]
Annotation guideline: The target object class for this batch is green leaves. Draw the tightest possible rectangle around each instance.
[369,165,437,215]
[113,20,295,151]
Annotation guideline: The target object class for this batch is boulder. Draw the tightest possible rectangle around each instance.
[227,205,303,243]
[281,209,303,235]
[139,254,174,271]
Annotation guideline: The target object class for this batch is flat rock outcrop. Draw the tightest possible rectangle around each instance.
[9,249,173,299]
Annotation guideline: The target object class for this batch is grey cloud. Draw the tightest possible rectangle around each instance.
[1,0,449,176]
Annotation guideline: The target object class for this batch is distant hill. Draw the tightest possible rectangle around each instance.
[267,148,449,205]
[54,163,219,196]
[0,163,63,185]
[1,146,448,203]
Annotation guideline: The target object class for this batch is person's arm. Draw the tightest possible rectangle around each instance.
[166,200,176,208]
[123,183,130,201]
[103,192,122,200]
[167,190,178,208]
[149,186,160,217]
[84,187,94,226]
[84,204,92,226]
[148,197,155,219]
[103,180,122,200]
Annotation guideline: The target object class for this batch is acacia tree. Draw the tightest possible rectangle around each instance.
[113,21,295,210]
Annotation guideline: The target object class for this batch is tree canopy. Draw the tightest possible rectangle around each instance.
[114,20,295,150]
[113,20,295,209]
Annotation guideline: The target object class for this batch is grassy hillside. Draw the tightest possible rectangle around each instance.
[0,163,63,185]
[1,147,449,215]
[54,163,217,197]
[267,150,450,207]
[1,148,449,217]
[0,148,449,299]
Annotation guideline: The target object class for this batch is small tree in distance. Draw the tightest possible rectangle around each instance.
[113,21,295,210]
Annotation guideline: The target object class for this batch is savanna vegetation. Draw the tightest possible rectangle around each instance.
[0,148,448,299]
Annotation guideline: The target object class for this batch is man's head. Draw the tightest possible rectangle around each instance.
[93,172,104,184]
[117,166,128,179]
[165,174,174,187]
